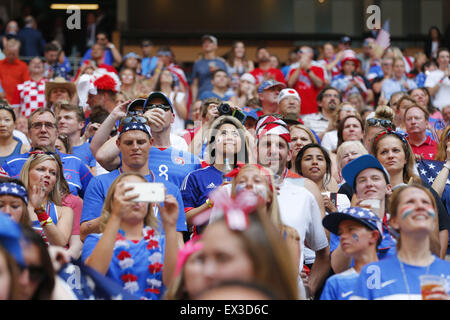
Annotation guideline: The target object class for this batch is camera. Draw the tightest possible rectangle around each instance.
[217,103,246,124]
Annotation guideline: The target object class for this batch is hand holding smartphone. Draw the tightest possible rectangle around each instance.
[124,182,165,203]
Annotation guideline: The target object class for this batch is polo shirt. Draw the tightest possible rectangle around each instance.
[80,169,187,232]
[0,58,30,103]
[407,135,438,160]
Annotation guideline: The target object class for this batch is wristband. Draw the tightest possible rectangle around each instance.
[205,198,213,208]
[305,68,310,73]
[40,216,54,227]
[34,209,54,227]
[444,163,450,171]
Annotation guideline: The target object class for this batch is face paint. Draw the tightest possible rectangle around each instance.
[253,184,268,201]
[426,206,436,219]
[400,205,415,220]
[352,233,359,243]
[235,183,246,194]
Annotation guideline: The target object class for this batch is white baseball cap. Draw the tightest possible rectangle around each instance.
[278,88,301,105]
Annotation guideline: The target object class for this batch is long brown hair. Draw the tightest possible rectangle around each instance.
[0,244,21,300]
[99,173,159,232]
[209,208,299,300]
[371,130,422,184]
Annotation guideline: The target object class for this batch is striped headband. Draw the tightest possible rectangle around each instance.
[255,115,291,143]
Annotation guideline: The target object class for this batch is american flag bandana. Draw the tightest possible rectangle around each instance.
[255,115,291,143]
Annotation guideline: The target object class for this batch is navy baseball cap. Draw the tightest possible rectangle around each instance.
[144,91,173,112]
[342,154,390,190]
[0,213,25,267]
[242,107,258,121]
[322,207,383,245]
[257,80,286,94]
[126,98,146,114]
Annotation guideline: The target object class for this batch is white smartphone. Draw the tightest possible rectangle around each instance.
[124,182,165,203]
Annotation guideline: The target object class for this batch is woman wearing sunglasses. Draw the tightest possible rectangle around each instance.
[0,103,30,166]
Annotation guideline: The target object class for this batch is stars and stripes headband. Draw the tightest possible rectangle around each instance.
[255,115,291,144]
[0,182,28,205]
[118,121,152,138]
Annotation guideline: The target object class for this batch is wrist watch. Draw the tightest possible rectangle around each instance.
[305,68,311,73]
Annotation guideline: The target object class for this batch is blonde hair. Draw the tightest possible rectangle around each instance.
[99,173,158,232]
[336,140,368,172]
[20,153,64,206]
[289,124,318,144]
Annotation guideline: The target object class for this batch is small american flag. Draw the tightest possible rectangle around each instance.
[417,159,450,186]
[375,20,390,50]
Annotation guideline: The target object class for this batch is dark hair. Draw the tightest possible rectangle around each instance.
[212,68,227,79]
[295,143,332,187]
[44,42,59,53]
[0,100,16,122]
[337,114,364,147]
[58,104,86,123]
[154,67,175,91]
[316,86,342,103]
[89,106,109,124]
[20,225,55,300]
[56,133,71,154]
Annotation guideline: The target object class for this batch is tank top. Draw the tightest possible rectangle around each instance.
[0,137,23,165]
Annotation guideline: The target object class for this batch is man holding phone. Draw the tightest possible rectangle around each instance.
[80,120,187,244]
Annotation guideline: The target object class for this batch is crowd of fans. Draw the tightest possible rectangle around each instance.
[0,12,449,301]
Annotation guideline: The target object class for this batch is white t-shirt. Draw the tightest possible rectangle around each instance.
[321,130,338,152]
[424,69,450,110]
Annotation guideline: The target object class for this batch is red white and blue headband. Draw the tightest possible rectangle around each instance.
[255,115,291,144]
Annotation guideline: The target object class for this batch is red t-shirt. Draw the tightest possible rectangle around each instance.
[0,58,30,104]
[251,68,286,86]
[288,66,324,115]
[407,136,438,160]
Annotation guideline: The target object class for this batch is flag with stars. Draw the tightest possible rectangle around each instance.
[417,159,450,220]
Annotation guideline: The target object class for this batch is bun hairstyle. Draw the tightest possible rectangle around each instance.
[374,105,395,123]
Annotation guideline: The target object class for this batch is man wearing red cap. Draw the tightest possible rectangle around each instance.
[255,115,330,299]
[287,46,324,115]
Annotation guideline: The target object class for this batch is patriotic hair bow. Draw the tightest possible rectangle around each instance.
[209,187,263,231]
[174,235,204,277]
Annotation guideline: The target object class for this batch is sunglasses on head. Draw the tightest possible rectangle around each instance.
[366,118,393,128]
[143,104,172,112]
[29,149,57,157]
[118,116,149,132]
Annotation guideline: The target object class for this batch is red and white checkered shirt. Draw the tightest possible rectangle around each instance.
[11,78,47,118]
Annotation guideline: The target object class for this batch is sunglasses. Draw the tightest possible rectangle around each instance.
[143,104,172,112]
[29,149,57,156]
[118,116,149,132]
[366,118,393,128]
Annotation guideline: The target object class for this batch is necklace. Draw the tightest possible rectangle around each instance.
[398,254,433,299]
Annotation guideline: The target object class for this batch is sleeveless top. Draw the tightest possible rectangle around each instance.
[0,137,23,165]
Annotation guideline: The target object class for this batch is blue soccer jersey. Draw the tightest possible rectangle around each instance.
[72,142,96,168]
[80,169,187,232]
[148,147,202,188]
[320,268,359,300]
[352,255,450,300]
[2,151,93,198]
[180,165,223,212]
